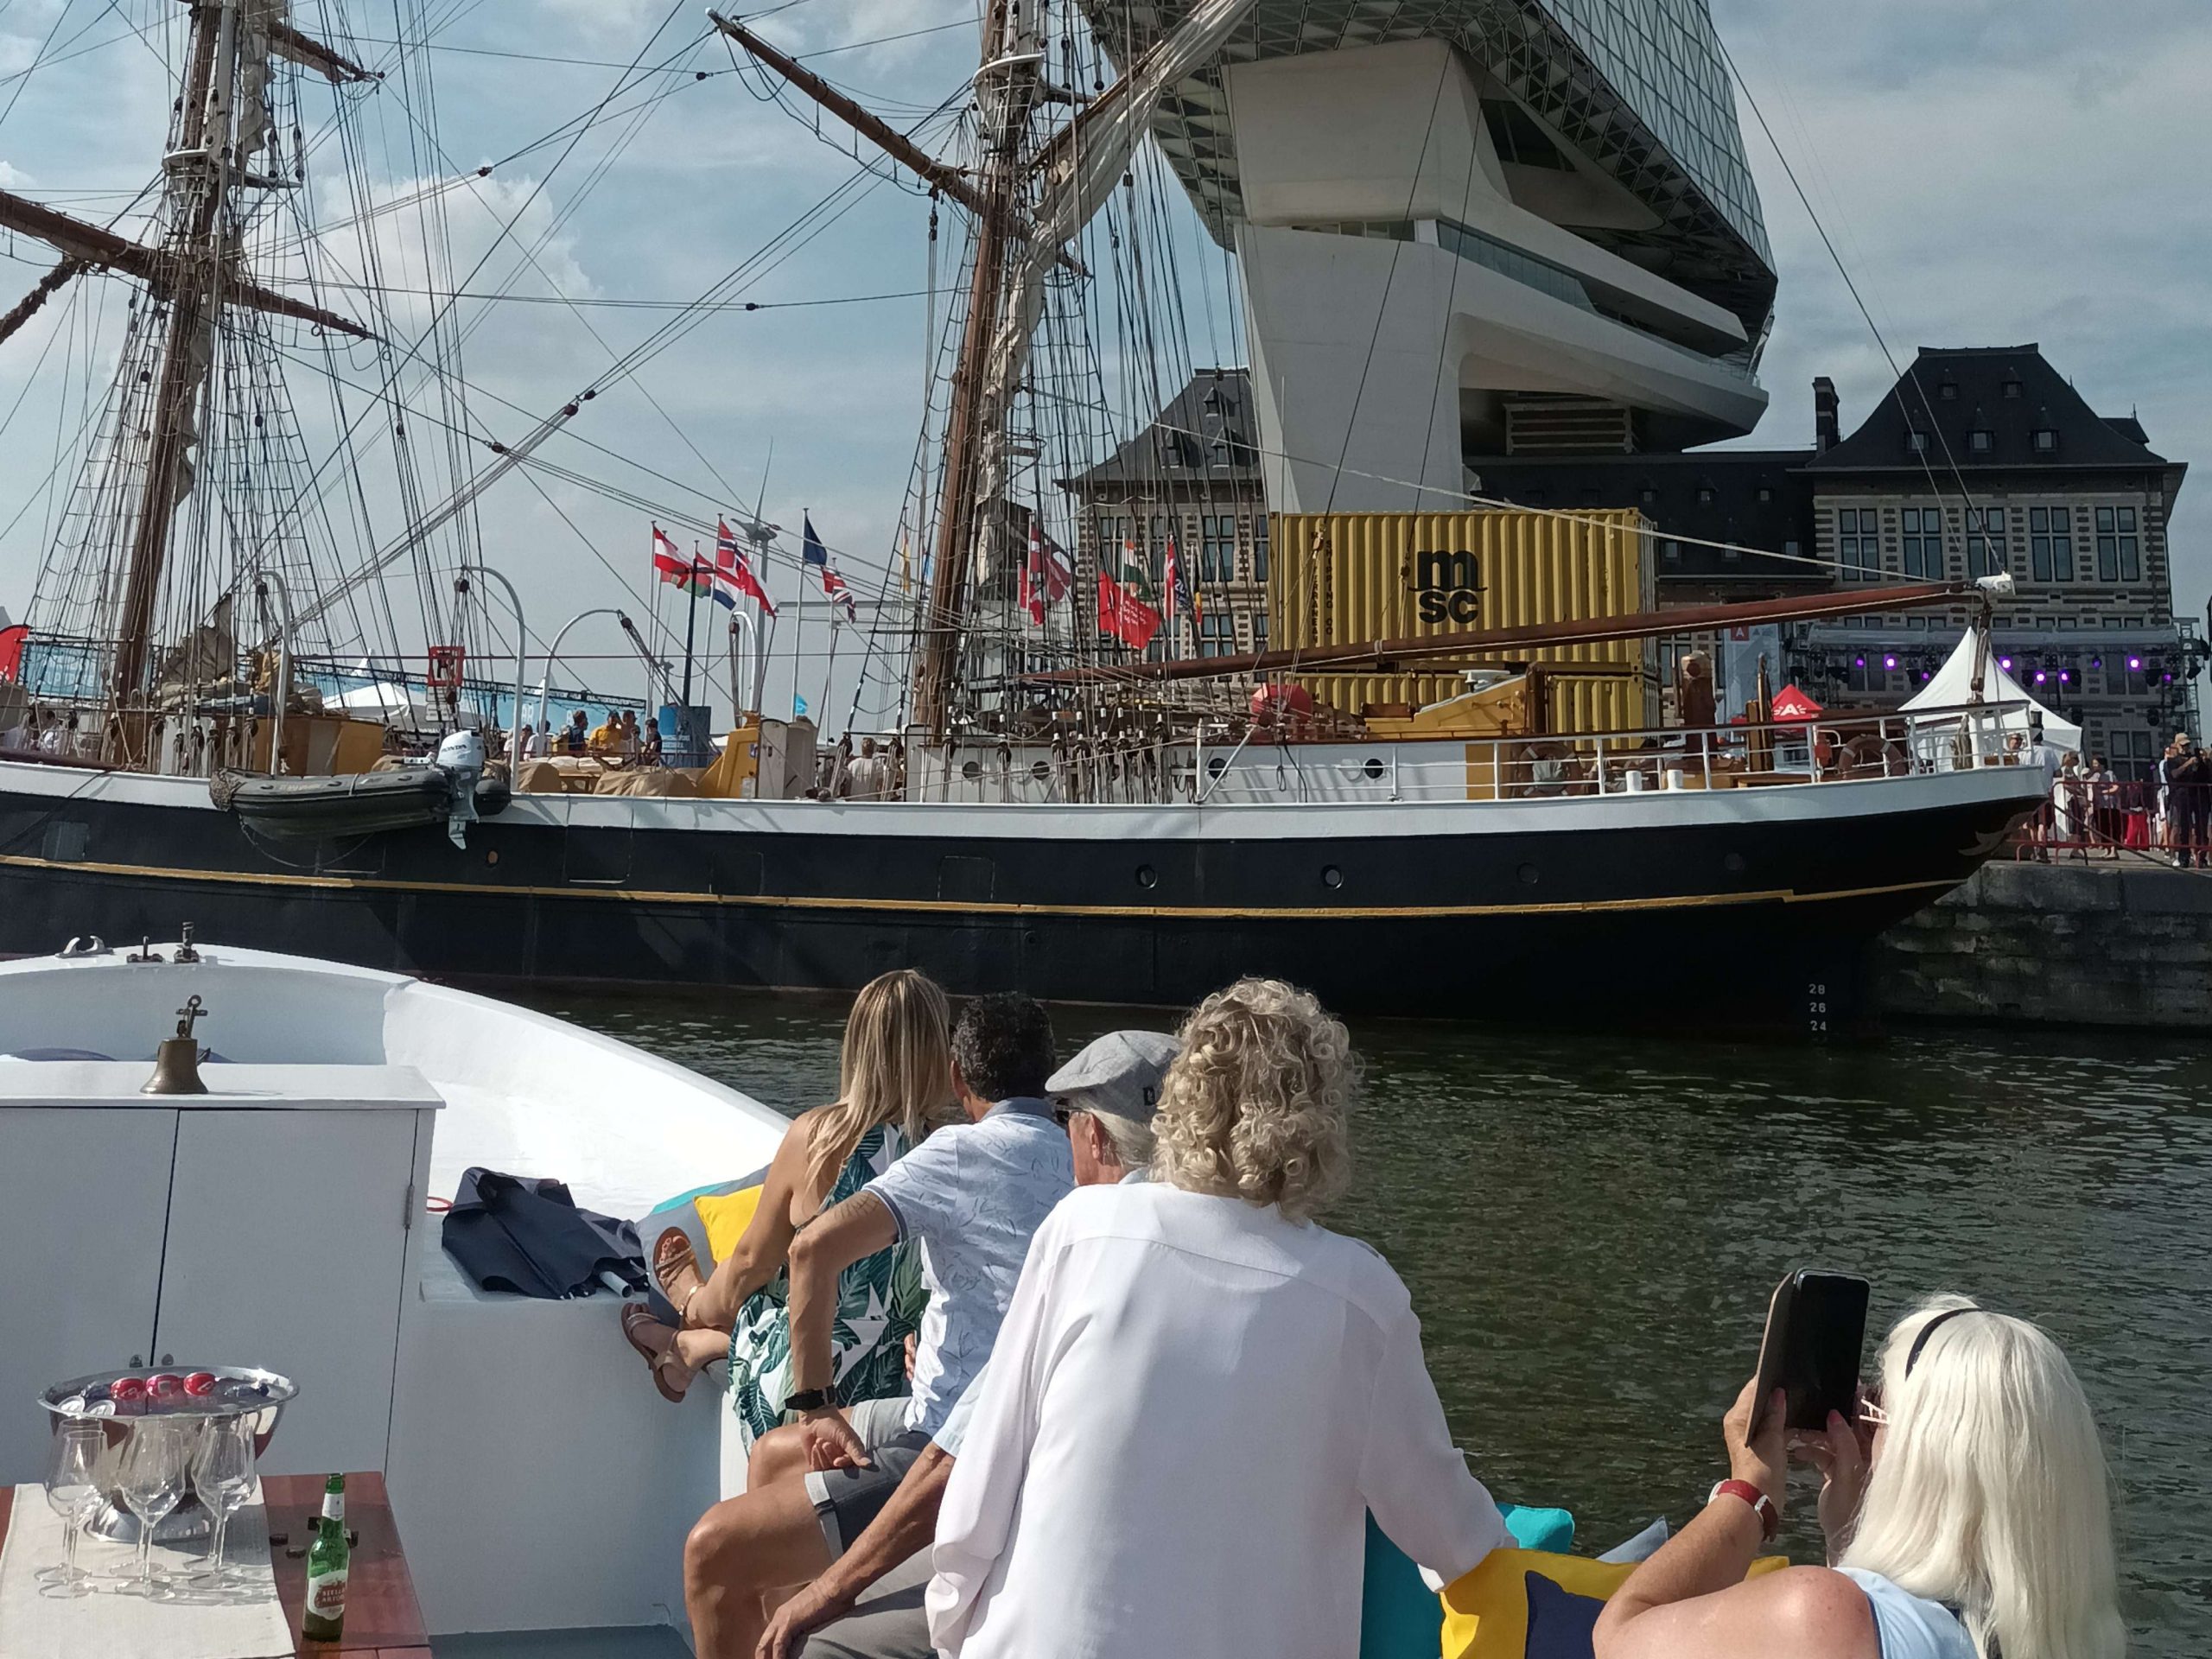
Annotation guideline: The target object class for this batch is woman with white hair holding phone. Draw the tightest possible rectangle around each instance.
[1595,1296,2125,1659]
[926,976,1509,1659]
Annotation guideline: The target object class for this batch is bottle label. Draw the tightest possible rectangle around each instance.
[308,1567,348,1616]
[320,1492,345,1523]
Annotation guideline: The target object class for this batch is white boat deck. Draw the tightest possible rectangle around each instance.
[0,943,791,1652]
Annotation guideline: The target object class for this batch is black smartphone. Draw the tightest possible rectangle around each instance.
[1750,1268,1871,1433]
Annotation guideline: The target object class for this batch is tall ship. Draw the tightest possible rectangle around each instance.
[0,1,2049,1027]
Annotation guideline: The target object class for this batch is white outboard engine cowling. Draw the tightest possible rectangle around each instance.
[436,728,486,849]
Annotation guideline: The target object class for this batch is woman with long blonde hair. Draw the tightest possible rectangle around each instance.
[620,969,954,1428]
[1595,1296,2125,1659]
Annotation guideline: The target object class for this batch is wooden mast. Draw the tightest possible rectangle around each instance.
[110,3,227,716]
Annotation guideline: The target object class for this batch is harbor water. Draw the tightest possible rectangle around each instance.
[540,990,2210,1656]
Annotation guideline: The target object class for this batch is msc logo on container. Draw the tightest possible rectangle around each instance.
[1408,549,1482,624]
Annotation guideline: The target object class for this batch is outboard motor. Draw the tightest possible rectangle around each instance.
[436,728,486,849]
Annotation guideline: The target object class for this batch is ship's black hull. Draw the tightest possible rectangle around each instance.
[0,762,2040,1029]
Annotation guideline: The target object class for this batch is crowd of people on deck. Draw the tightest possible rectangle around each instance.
[615,970,2127,1659]
[0,703,95,760]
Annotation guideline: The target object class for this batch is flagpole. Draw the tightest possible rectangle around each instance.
[680,541,702,715]
[821,616,839,734]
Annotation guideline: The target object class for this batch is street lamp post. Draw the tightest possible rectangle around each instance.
[454,566,528,762]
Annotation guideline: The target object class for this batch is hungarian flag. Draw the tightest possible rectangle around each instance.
[652,525,711,597]
[715,519,777,616]
[0,623,26,683]
[1097,537,1162,652]
[1019,518,1072,626]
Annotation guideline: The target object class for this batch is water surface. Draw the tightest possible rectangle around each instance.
[542,990,2210,1654]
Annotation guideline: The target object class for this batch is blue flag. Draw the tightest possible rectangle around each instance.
[793,695,808,717]
[802,514,827,570]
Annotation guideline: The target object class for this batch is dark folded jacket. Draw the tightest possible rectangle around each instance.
[442,1167,647,1299]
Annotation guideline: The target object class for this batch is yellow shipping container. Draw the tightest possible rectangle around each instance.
[1267,509,1659,734]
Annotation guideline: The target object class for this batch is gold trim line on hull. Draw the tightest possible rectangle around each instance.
[0,852,1957,922]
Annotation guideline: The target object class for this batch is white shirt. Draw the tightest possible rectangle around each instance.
[927,1182,1508,1659]
[863,1097,1071,1438]
[846,753,890,801]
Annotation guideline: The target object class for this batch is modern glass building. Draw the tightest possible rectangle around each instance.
[1077,0,1780,512]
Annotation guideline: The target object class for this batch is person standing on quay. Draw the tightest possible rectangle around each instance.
[2174,735,2210,868]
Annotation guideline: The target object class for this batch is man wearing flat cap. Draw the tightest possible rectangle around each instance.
[758,1029,1180,1659]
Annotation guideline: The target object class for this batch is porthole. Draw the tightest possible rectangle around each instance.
[960,760,982,781]
[1362,756,1386,780]
[1135,865,1159,889]
[1517,862,1540,886]
[1207,755,1227,778]
[1320,865,1344,890]
[486,849,500,867]
[1030,760,1051,781]
[1723,851,1747,875]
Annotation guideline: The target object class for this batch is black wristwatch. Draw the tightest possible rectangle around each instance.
[785,1387,833,1413]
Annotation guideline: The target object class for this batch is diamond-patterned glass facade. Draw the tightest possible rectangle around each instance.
[1078,0,1776,337]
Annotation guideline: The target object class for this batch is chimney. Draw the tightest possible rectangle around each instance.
[1813,377,1840,453]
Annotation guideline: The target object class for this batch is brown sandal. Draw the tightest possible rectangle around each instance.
[652,1227,704,1326]
[620,1302,692,1402]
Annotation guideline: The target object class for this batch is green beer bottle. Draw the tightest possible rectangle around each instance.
[302,1474,349,1642]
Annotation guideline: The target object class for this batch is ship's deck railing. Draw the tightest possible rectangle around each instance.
[879,701,2044,807]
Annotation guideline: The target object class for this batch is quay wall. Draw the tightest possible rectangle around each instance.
[1874,861,2212,1029]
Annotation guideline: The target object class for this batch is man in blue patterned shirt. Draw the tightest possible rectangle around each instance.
[683,994,1071,1659]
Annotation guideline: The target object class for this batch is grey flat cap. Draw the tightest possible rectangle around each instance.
[1046,1030,1179,1125]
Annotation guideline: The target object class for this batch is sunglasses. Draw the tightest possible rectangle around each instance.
[1855,1308,1974,1430]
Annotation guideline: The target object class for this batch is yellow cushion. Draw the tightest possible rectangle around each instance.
[694,1185,766,1265]
[1440,1548,1788,1658]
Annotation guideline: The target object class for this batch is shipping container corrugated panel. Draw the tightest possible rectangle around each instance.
[1268,510,1659,732]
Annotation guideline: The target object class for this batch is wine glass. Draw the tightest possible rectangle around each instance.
[115,1419,186,1596]
[41,1423,104,1594]
[188,1416,256,1587]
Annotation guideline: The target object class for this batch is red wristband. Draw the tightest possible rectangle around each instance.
[1709,1478,1779,1541]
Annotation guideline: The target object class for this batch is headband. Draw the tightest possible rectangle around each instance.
[1904,1306,1977,1376]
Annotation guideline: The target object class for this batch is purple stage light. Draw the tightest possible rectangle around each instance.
[1883,654,1898,670]
[2128,655,2143,671]
[2032,670,2048,684]
[1999,656,2014,671]
[2059,671,2072,684]
[1853,654,1866,668]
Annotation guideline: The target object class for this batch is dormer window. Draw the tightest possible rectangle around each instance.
[1938,382,1960,401]
[2032,429,2058,454]
[1970,429,1993,454]
[2003,378,2024,399]
[1907,431,1930,454]
[1696,485,1715,505]
[1640,486,1657,505]
[1757,486,1773,503]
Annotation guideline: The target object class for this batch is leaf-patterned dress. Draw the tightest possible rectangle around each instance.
[728,1122,926,1442]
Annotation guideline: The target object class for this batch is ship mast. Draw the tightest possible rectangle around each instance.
[0,1,372,750]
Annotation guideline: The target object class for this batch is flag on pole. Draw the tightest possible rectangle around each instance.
[1163,535,1194,621]
[652,524,711,596]
[1096,537,1162,652]
[715,519,778,615]
[1019,518,1073,626]
[802,514,856,620]
[0,622,27,683]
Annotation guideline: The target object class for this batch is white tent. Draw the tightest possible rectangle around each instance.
[1902,632,2082,751]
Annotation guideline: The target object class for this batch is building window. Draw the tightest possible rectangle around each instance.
[1907,431,1930,454]
[1900,505,1942,579]
[1758,486,1773,503]
[1198,514,1236,583]
[1970,429,1993,454]
[1937,382,1960,401]
[1253,613,1268,652]
[1252,514,1269,584]
[1662,539,1681,563]
[2032,429,2058,453]
[1640,486,1657,505]
[2094,505,2141,582]
[1696,485,1714,505]
[2029,506,2075,582]
[1835,507,1880,580]
[1198,612,1236,658]
[2003,378,2024,399]
[1966,506,2005,578]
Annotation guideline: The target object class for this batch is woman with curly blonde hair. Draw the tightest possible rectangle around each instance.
[928,977,1508,1659]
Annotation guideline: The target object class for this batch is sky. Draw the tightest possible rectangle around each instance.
[0,0,2205,724]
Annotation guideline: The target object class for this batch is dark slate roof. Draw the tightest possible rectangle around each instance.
[1066,368,1262,493]
[1466,448,1821,581]
[1806,345,2172,473]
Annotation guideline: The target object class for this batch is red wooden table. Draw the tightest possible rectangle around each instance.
[1,1471,429,1658]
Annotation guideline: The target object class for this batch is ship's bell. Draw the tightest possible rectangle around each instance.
[144,995,211,1096]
